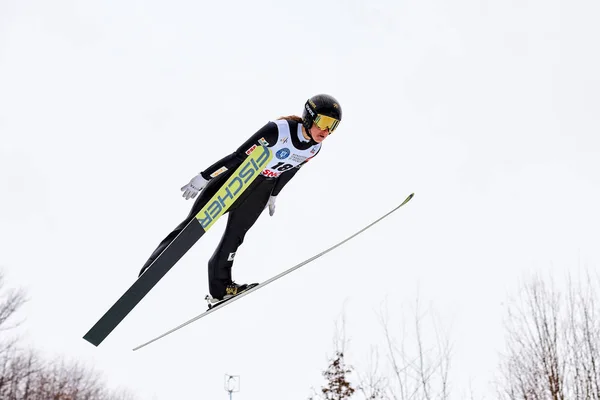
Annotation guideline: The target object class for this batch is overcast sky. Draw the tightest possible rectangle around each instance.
[1,0,599,398]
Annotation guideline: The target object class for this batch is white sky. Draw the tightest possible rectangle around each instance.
[1,0,599,398]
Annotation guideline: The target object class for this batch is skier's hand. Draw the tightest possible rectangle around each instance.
[267,196,277,216]
[180,174,208,200]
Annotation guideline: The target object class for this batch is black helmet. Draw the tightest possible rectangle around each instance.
[302,94,342,133]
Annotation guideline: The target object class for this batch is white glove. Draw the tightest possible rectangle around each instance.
[180,174,209,200]
[267,196,277,216]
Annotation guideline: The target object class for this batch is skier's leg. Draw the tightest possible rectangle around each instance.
[138,177,225,277]
[208,181,274,298]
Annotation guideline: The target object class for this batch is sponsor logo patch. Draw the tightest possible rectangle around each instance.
[245,144,257,155]
[210,166,228,178]
[261,169,280,178]
[289,154,307,163]
[276,148,290,160]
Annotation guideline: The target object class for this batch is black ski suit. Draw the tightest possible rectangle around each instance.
[139,118,322,298]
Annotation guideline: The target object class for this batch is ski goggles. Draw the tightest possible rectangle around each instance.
[313,114,340,133]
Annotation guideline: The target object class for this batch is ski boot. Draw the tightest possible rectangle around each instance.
[205,282,259,310]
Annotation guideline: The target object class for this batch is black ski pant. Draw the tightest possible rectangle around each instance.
[139,175,276,298]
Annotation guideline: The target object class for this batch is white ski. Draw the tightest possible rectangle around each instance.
[132,193,414,351]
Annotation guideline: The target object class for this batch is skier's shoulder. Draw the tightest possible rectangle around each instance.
[276,117,301,130]
[251,117,301,145]
[246,120,279,146]
[271,116,302,134]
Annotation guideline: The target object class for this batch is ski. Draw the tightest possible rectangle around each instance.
[83,145,273,347]
[132,192,414,351]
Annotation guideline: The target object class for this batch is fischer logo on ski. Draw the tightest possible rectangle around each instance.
[197,145,271,230]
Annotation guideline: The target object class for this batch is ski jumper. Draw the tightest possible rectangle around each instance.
[139,119,322,298]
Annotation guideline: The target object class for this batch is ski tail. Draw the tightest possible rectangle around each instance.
[83,146,273,346]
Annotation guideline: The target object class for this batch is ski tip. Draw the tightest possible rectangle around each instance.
[400,193,414,206]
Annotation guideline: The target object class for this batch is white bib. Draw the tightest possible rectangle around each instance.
[260,120,321,178]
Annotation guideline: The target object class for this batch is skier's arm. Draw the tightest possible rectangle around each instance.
[199,122,280,180]
[266,167,300,216]
[271,146,321,196]
[271,167,300,196]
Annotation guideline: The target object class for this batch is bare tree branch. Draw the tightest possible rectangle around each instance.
[0,267,140,399]
[498,269,600,400]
